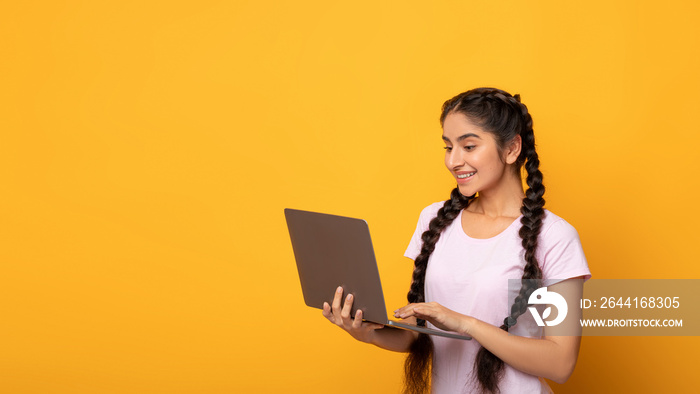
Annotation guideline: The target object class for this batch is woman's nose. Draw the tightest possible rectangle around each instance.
[448,149,465,168]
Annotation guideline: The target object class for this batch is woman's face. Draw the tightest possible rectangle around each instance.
[442,112,509,197]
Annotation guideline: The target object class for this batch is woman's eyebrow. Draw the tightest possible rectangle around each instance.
[442,133,481,143]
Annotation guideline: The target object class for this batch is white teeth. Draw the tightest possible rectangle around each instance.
[457,172,475,179]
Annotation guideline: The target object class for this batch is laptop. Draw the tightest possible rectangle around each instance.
[284,208,471,340]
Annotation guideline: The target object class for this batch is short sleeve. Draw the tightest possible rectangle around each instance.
[404,202,443,261]
[538,217,592,285]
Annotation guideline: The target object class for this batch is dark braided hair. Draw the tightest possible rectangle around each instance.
[403,188,474,394]
[404,88,546,394]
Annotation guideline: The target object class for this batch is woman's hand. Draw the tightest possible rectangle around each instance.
[322,286,385,344]
[394,302,472,335]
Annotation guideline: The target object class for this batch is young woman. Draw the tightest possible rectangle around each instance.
[322,87,592,393]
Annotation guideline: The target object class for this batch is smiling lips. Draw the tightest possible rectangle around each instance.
[455,171,476,183]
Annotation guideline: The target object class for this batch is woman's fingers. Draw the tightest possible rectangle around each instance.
[394,303,417,319]
[322,290,386,343]
[322,302,332,320]
[340,293,354,323]
[323,287,385,342]
[328,286,355,327]
[394,302,468,333]
[331,286,343,317]
[351,308,363,329]
[412,306,427,317]
[394,303,435,319]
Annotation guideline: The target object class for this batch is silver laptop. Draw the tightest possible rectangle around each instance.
[284,208,471,340]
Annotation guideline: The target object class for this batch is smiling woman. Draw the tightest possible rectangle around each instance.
[322,88,592,394]
[442,113,523,207]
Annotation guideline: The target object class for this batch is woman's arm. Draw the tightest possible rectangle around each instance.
[323,286,418,352]
[395,277,585,383]
[368,323,419,352]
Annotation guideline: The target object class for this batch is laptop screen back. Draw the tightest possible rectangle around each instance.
[284,208,389,324]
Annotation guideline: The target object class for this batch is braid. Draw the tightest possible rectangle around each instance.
[472,91,547,394]
[408,188,472,311]
[404,187,473,394]
[505,95,546,326]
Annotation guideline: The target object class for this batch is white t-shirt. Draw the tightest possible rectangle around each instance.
[404,202,592,394]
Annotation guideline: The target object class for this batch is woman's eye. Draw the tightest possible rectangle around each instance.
[464,145,476,151]
[443,146,453,152]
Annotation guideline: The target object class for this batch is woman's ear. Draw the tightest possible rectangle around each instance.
[505,135,522,165]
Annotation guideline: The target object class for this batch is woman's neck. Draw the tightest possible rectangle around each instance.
[468,172,525,218]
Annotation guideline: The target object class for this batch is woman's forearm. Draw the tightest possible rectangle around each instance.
[465,317,580,384]
[369,326,419,352]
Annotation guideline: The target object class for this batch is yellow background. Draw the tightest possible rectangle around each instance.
[2,1,699,392]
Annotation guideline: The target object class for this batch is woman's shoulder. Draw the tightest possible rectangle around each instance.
[540,209,582,242]
[538,209,591,281]
[418,201,445,218]
[409,201,446,232]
